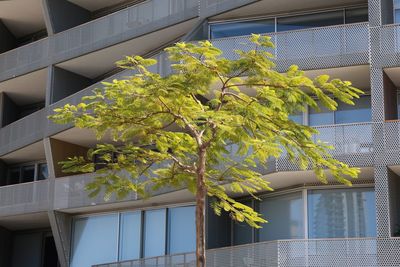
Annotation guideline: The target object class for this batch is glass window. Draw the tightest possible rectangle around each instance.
[308,188,376,238]
[335,95,371,124]
[258,192,304,241]
[289,112,303,124]
[37,164,48,180]
[8,168,20,185]
[168,206,196,254]
[345,7,368,24]
[11,233,43,267]
[210,19,275,39]
[277,11,344,32]
[21,165,35,183]
[71,215,119,267]
[144,209,166,257]
[309,101,334,126]
[233,200,253,245]
[119,212,142,261]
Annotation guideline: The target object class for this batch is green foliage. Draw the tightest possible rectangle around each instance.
[49,34,362,228]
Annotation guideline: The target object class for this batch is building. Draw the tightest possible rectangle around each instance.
[0,0,399,266]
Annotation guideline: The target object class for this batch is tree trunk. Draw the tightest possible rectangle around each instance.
[196,148,207,267]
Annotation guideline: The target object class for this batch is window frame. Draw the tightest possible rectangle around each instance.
[6,160,48,185]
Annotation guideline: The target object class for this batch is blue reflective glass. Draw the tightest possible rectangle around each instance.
[277,11,344,32]
[168,206,196,253]
[210,19,275,39]
[119,212,142,261]
[289,113,303,124]
[71,215,119,267]
[258,192,304,241]
[335,95,371,124]
[396,9,400,24]
[308,188,376,238]
[309,101,334,126]
[144,209,166,257]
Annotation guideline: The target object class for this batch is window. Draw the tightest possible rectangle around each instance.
[168,206,196,254]
[309,96,371,126]
[71,215,119,267]
[210,7,367,39]
[71,205,195,266]
[308,188,376,238]
[277,11,344,32]
[345,7,368,24]
[258,192,304,241]
[4,163,48,186]
[210,19,275,39]
[395,0,400,23]
[233,200,254,245]
[119,212,142,261]
[144,209,167,257]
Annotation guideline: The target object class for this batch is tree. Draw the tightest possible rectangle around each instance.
[50,35,362,267]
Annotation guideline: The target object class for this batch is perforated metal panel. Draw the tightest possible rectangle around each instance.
[211,23,370,71]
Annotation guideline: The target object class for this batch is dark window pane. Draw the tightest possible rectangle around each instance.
[43,236,60,267]
[396,9,400,24]
[277,11,344,32]
[8,168,20,185]
[37,164,48,180]
[233,200,253,245]
[335,95,371,124]
[21,165,35,183]
[345,7,368,24]
[308,188,376,238]
[210,19,275,39]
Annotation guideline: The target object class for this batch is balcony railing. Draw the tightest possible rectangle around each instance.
[0,0,198,82]
[380,24,400,67]
[93,237,382,267]
[0,180,49,216]
[212,22,369,71]
[276,122,374,171]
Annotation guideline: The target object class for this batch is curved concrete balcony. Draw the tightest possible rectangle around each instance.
[0,0,199,82]
[93,237,383,267]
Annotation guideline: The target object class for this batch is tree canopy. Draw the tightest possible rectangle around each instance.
[50,34,362,233]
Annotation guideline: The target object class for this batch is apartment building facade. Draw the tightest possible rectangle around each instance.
[0,0,399,266]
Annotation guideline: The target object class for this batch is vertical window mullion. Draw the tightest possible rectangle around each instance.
[303,188,308,239]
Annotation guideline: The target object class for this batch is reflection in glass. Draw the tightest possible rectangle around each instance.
[258,192,304,241]
[210,19,275,39]
[309,101,334,126]
[345,7,369,24]
[119,212,142,261]
[37,164,48,180]
[233,200,253,245]
[168,206,196,253]
[144,209,166,257]
[71,215,119,267]
[277,11,344,32]
[289,112,303,124]
[22,165,35,183]
[335,95,371,124]
[308,188,376,238]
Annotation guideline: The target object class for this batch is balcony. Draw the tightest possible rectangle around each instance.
[276,122,374,172]
[382,120,400,165]
[0,0,198,83]
[0,179,49,216]
[93,237,384,267]
[212,22,369,71]
[380,24,400,68]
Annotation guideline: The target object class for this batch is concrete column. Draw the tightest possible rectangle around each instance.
[42,0,91,35]
[49,66,92,104]
[0,20,16,53]
[48,211,72,267]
